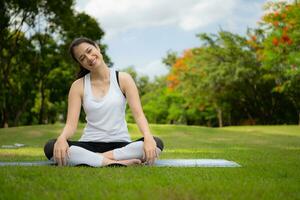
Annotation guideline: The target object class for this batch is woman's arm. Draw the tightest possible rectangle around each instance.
[119,72,157,164]
[54,79,83,166]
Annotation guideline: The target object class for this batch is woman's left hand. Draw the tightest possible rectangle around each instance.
[143,137,157,165]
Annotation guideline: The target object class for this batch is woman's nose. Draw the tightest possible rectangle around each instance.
[86,54,93,61]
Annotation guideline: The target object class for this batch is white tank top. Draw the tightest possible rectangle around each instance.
[79,68,131,142]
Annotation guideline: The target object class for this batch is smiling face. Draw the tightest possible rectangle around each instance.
[73,42,104,71]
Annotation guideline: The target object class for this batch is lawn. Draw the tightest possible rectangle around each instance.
[0,124,299,200]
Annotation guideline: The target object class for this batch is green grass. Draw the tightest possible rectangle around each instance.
[0,124,299,200]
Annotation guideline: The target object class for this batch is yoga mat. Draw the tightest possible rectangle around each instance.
[0,159,240,167]
[154,159,241,167]
[0,160,55,166]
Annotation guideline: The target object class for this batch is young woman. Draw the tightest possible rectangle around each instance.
[44,37,164,167]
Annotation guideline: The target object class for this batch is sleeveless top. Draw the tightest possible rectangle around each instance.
[79,68,131,142]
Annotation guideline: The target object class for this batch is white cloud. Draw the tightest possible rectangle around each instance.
[179,0,235,30]
[223,1,264,34]
[79,0,238,38]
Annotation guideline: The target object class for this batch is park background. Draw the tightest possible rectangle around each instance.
[0,0,299,128]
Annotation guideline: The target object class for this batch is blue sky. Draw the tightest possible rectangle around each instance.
[75,0,268,79]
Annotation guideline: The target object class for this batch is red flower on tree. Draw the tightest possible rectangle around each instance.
[281,34,292,45]
[273,21,279,27]
[272,38,279,46]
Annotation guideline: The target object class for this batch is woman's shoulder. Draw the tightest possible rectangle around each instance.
[71,77,84,87]
[118,71,137,94]
[118,71,133,82]
[69,77,84,96]
[117,72,135,94]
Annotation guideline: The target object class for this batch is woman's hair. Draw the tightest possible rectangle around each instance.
[69,37,97,79]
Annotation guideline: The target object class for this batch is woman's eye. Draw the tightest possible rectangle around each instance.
[88,49,92,53]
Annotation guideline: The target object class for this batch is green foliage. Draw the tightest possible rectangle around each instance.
[0,0,110,127]
[162,50,178,68]
[259,2,300,122]
[163,2,300,126]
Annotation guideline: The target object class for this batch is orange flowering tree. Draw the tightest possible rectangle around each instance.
[167,31,265,126]
[164,1,300,126]
[259,1,300,124]
[165,49,206,124]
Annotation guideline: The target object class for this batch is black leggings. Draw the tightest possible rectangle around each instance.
[44,137,164,160]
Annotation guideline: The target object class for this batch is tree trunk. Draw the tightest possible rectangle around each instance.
[38,82,45,124]
[2,109,9,128]
[217,108,223,127]
[14,99,30,126]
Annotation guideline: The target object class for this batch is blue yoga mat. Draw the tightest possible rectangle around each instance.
[0,159,240,167]
[0,160,55,166]
[155,159,240,167]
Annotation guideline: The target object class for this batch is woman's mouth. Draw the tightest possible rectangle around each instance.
[90,58,97,66]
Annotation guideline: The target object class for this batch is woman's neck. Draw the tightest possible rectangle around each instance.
[90,64,109,81]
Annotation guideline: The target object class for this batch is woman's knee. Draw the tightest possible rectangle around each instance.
[44,139,56,160]
[153,137,164,151]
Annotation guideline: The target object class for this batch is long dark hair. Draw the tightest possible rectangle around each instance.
[69,37,98,79]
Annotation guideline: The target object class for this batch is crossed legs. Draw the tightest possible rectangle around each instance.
[44,137,164,167]
[67,145,141,167]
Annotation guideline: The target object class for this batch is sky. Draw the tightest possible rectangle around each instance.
[75,0,268,79]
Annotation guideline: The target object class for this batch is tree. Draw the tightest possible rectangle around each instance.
[0,0,111,127]
[259,1,300,125]
[162,50,178,69]
[0,0,41,127]
[166,30,291,126]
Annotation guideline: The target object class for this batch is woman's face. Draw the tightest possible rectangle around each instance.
[73,42,104,71]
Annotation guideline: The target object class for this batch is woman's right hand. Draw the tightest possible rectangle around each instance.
[53,136,69,166]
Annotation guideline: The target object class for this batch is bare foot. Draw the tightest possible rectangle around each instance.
[103,157,142,166]
[117,159,142,166]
